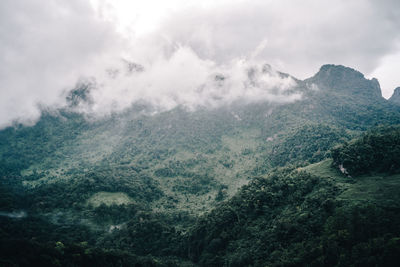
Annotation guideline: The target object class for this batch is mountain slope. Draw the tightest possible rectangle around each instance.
[389,87,400,105]
[188,158,400,266]
[0,64,400,266]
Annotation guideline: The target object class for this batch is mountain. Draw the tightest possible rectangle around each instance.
[1,64,400,266]
[302,64,400,129]
[389,87,400,105]
[187,127,400,266]
[306,64,383,99]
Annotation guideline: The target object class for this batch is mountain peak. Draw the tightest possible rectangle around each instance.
[318,64,354,71]
[389,87,400,104]
[306,64,382,99]
[314,64,365,84]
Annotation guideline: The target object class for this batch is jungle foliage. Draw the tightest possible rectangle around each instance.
[1,65,400,266]
[332,126,400,176]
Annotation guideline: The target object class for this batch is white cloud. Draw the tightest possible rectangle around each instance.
[370,44,400,98]
[157,0,400,79]
[1,0,400,128]
[0,0,123,128]
[79,46,299,116]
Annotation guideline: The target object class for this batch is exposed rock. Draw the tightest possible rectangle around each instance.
[389,87,400,105]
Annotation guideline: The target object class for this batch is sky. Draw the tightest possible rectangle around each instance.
[1,0,400,128]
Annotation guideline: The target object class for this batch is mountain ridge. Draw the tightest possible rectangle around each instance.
[305,64,383,99]
[1,63,400,266]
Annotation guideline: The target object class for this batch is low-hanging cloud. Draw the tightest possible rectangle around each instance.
[1,0,400,128]
[76,46,299,116]
[0,0,121,128]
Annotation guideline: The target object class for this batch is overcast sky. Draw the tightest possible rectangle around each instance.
[1,0,400,128]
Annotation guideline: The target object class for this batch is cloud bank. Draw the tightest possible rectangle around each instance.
[76,47,299,116]
[1,0,400,128]
[158,0,400,82]
[0,0,121,127]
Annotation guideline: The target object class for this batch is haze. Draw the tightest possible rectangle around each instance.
[1,0,400,128]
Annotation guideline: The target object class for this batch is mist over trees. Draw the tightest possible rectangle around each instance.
[1,63,400,266]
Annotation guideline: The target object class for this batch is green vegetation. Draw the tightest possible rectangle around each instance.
[332,126,400,176]
[269,124,350,167]
[87,192,134,208]
[1,65,400,266]
[187,161,400,266]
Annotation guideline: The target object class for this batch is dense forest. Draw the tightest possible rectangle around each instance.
[332,126,400,176]
[1,65,400,266]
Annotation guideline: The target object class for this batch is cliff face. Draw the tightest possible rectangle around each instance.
[389,87,400,105]
[306,64,383,100]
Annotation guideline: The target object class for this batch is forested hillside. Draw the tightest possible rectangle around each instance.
[188,158,400,266]
[1,65,400,266]
[332,126,400,176]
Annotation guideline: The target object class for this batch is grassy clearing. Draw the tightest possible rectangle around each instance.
[87,192,133,208]
[302,159,400,207]
[301,159,346,180]
[338,174,400,207]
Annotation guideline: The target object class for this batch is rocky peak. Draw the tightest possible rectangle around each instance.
[389,87,400,105]
[316,64,364,83]
[306,64,382,99]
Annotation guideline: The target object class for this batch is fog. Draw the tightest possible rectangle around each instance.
[1,0,400,128]
[74,50,300,116]
[0,210,27,219]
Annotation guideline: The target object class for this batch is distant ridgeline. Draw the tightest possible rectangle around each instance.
[332,126,400,176]
[1,64,400,266]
